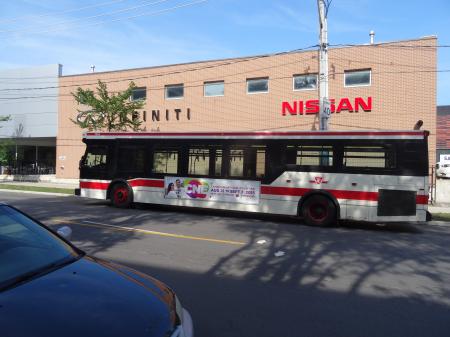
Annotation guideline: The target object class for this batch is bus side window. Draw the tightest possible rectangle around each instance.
[188,148,210,176]
[343,146,395,169]
[228,146,266,179]
[229,148,244,177]
[287,145,333,167]
[83,145,108,169]
[117,146,146,173]
[214,149,223,177]
[152,148,179,174]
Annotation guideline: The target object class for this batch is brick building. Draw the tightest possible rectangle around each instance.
[57,36,437,179]
[437,105,450,162]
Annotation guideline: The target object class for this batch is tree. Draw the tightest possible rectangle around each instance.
[0,139,14,166]
[71,80,145,131]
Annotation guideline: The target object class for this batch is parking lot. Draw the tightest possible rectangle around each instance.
[3,190,450,337]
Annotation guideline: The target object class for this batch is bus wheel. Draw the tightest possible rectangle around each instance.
[111,183,133,208]
[301,194,337,227]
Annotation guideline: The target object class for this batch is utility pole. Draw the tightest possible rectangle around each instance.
[317,0,330,130]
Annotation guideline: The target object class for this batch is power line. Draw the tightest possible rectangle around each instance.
[1,67,449,101]
[0,45,319,92]
[329,43,448,49]
[0,0,208,37]
[0,0,172,34]
[0,0,132,25]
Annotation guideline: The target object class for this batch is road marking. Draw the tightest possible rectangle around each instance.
[53,219,246,246]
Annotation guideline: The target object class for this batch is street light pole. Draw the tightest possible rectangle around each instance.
[318,0,330,130]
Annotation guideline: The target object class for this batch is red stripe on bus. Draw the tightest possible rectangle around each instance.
[80,179,428,205]
[80,181,109,190]
[129,179,164,188]
[261,186,379,201]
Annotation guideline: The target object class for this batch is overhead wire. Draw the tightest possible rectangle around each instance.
[0,0,173,34]
[0,0,208,37]
[0,0,133,25]
[0,45,319,92]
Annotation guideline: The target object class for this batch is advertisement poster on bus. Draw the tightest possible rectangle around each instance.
[164,177,260,205]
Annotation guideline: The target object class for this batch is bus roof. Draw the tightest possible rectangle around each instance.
[83,130,428,140]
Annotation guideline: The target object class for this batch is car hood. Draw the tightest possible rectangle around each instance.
[0,256,175,337]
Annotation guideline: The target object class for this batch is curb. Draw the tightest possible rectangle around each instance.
[0,189,73,197]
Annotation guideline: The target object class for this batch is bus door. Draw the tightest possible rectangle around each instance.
[114,143,147,180]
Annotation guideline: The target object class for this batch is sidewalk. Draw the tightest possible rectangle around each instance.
[429,204,450,213]
[0,180,79,189]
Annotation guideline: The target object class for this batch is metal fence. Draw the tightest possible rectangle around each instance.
[5,165,55,175]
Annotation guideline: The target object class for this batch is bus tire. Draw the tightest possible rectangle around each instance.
[301,194,337,227]
[111,183,133,208]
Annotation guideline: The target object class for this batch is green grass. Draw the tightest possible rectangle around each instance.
[0,184,74,195]
[431,213,450,222]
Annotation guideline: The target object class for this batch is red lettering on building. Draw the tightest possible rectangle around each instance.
[355,97,372,112]
[336,98,354,113]
[282,101,298,116]
[305,99,319,114]
[281,97,372,116]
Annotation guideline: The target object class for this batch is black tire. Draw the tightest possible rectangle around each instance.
[110,183,133,208]
[301,194,337,227]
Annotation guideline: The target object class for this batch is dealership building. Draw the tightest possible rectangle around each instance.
[57,36,437,179]
[0,64,61,174]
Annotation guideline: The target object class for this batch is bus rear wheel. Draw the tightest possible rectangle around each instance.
[111,183,133,208]
[301,194,337,227]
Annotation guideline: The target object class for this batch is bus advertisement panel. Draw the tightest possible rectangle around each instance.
[164,176,260,205]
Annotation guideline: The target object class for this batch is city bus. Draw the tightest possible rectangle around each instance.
[76,130,429,226]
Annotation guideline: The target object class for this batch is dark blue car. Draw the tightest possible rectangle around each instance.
[0,204,193,337]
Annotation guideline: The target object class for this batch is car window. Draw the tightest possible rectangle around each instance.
[0,206,78,290]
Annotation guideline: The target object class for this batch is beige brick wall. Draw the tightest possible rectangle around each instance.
[57,37,437,179]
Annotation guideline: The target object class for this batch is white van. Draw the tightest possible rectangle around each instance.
[436,162,450,178]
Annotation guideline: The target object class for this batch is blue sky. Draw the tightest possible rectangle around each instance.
[0,0,449,104]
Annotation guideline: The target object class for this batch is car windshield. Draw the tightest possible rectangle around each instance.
[0,205,80,291]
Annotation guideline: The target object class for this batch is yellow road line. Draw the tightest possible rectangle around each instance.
[52,219,246,246]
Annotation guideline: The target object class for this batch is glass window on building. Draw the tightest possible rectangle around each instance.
[344,69,371,87]
[247,78,269,94]
[131,87,146,101]
[293,74,318,91]
[204,81,224,97]
[165,84,184,99]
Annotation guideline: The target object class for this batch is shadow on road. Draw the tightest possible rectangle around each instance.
[7,194,450,337]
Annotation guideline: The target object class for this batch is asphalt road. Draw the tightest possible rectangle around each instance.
[3,191,450,337]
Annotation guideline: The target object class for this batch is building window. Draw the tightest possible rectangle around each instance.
[293,74,318,91]
[204,81,224,97]
[247,77,269,94]
[344,69,371,87]
[165,84,184,99]
[131,87,146,101]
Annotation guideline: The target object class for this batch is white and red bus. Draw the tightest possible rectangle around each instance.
[76,130,429,226]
